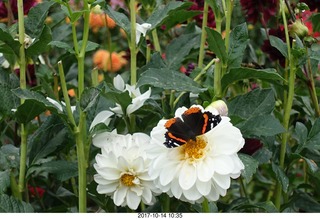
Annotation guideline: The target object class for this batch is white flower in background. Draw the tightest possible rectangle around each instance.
[89,110,114,131]
[0,53,10,68]
[93,131,159,210]
[136,23,152,44]
[205,99,228,116]
[148,105,244,203]
[110,75,151,115]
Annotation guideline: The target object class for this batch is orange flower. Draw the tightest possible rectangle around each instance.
[93,49,127,73]
[89,5,116,33]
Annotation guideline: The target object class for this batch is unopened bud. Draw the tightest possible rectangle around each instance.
[205,100,228,116]
[289,20,309,38]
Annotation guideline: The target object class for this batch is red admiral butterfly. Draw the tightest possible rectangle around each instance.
[164,107,222,148]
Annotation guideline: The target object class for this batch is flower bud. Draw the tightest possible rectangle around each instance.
[205,100,228,116]
[289,20,309,38]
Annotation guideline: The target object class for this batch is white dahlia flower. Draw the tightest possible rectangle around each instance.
[93,131,159,210]
[148,105,244,203]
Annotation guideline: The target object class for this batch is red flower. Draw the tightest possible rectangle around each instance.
[240,0,279,25]
[0,0,38,20]
[240,138,263,155]
[15,64,37,87]
[189,0,216,28]
[28,185,45,198]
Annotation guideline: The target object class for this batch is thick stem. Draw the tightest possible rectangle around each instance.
[152,29,161,53]
[224,0,233,53]
[18,124,27,195]
[198,2,208,68]
[202,198,210,213]
[10,170,21,200]
[129,0,137,85]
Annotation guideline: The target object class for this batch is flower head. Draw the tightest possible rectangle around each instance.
[148,105,244,203]
[240,0,279,25]
[0,0,38,21]
[93,131,159,210]
[93,49,128,73]
[136,23,152,45]
[110,75,151,116]
[89,5,116,33]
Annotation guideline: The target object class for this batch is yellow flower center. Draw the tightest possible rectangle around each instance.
[120,173,135,187]
[180,136,208,162]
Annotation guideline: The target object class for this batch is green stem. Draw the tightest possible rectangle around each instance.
[152,29,161,53]
[198,2,208,68]
[163,194,170,212]
[129,0,137,85]
[146,35,151,63]
[305,51,320,117]
[202,198,210,213]
[10,170,21,200]
[58,61,76,127]
[17,0,27,199]
[224,0,233,53]
[275,1,297,210]
[91,67,99,87]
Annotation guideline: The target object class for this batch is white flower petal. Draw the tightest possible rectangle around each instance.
[196,179,211,196]
[159,162,179,186]
[46,97,63,112]
[212,155,235,175]
[96,182,118,194]
[95,166,121,180]
[114,186,128,206]
[135,23,152,44]
[179,162,197,190]
[90,110,114,131]
[110,103,124,115]
[127,87,151,115]
[141,187,152,204]
[182,185,202,201]
[170,179,183,199]
[205,184,220,201]
[212,173,231,190]
[197,157,214,182]
[113,75,125,91]
[126,190,141,210]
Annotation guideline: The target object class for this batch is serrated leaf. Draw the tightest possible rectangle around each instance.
[162,10,201,30]
[228,23,249,69]
[228,89,275,119]
[28,160,78,181]
[78,40,100,53]
[293,122,308,145]
[272,162,289,193]
[80,87,100,112]
[221,67,285,92]
[301,118,320,151]
[269,35,288,58]
[0,145,20,170]
[239,153,259,183]
[291,191,320,212]
[146,2,191,29]
[137,68,203,93]
[49,41,74,53]
[26,25,52,57]
[165,33,201,70]
[25,1,56,38]
[0,25,20,56]
[240,115,286,137]
[104,5,130,36]
[0,194,34,212]
[0,70,20,117]
[252,147,272,164]
[0,171,10,194]
[28,115,73,166]
[206,27,227,64]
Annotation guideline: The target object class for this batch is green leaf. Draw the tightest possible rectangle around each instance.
[312,13,320,32]
[293,122,308,145]
[0,171,10,194]
[234,201,278,212]
[0,145,20,170]
[28,115,73,166]
[291,154,318,173]
[25,1,56,38]
[301,118,320,151]
[0,194,34,212]
[103,90,132,115]
[146,2,191,29]
[0,70,20,117]
[240,115,286,137]
[0,25,20,56]
[228,23,249,69]
[269,35,288,58]
[206,0,224,17]
[49,41,74,53]
[221,68,285,92]
[291,191,320,212]
[253,147,272,164]
[165,33,201,70]
[104,5,130,36]
[80,87,100,112]
[206,27,227,64]
[78,40,100,53]
[28,161,78,181]
[137,68,203,93]
[239,153,259,183]
[272,162,289,193]
[12,89,63,123]
[26,25,52,57]
[228,89,275,119]
[162,10,202,30]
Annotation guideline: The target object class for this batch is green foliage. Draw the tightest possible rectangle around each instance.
[0,194,34,213]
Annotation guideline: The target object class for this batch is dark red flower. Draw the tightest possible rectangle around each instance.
[28,185,45,198]
[184,0,216,28]
[0,0,38,20]
[261,25,287,67]
[240,138,263,155]
[15,64,37,87]
[240,0,279,25]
